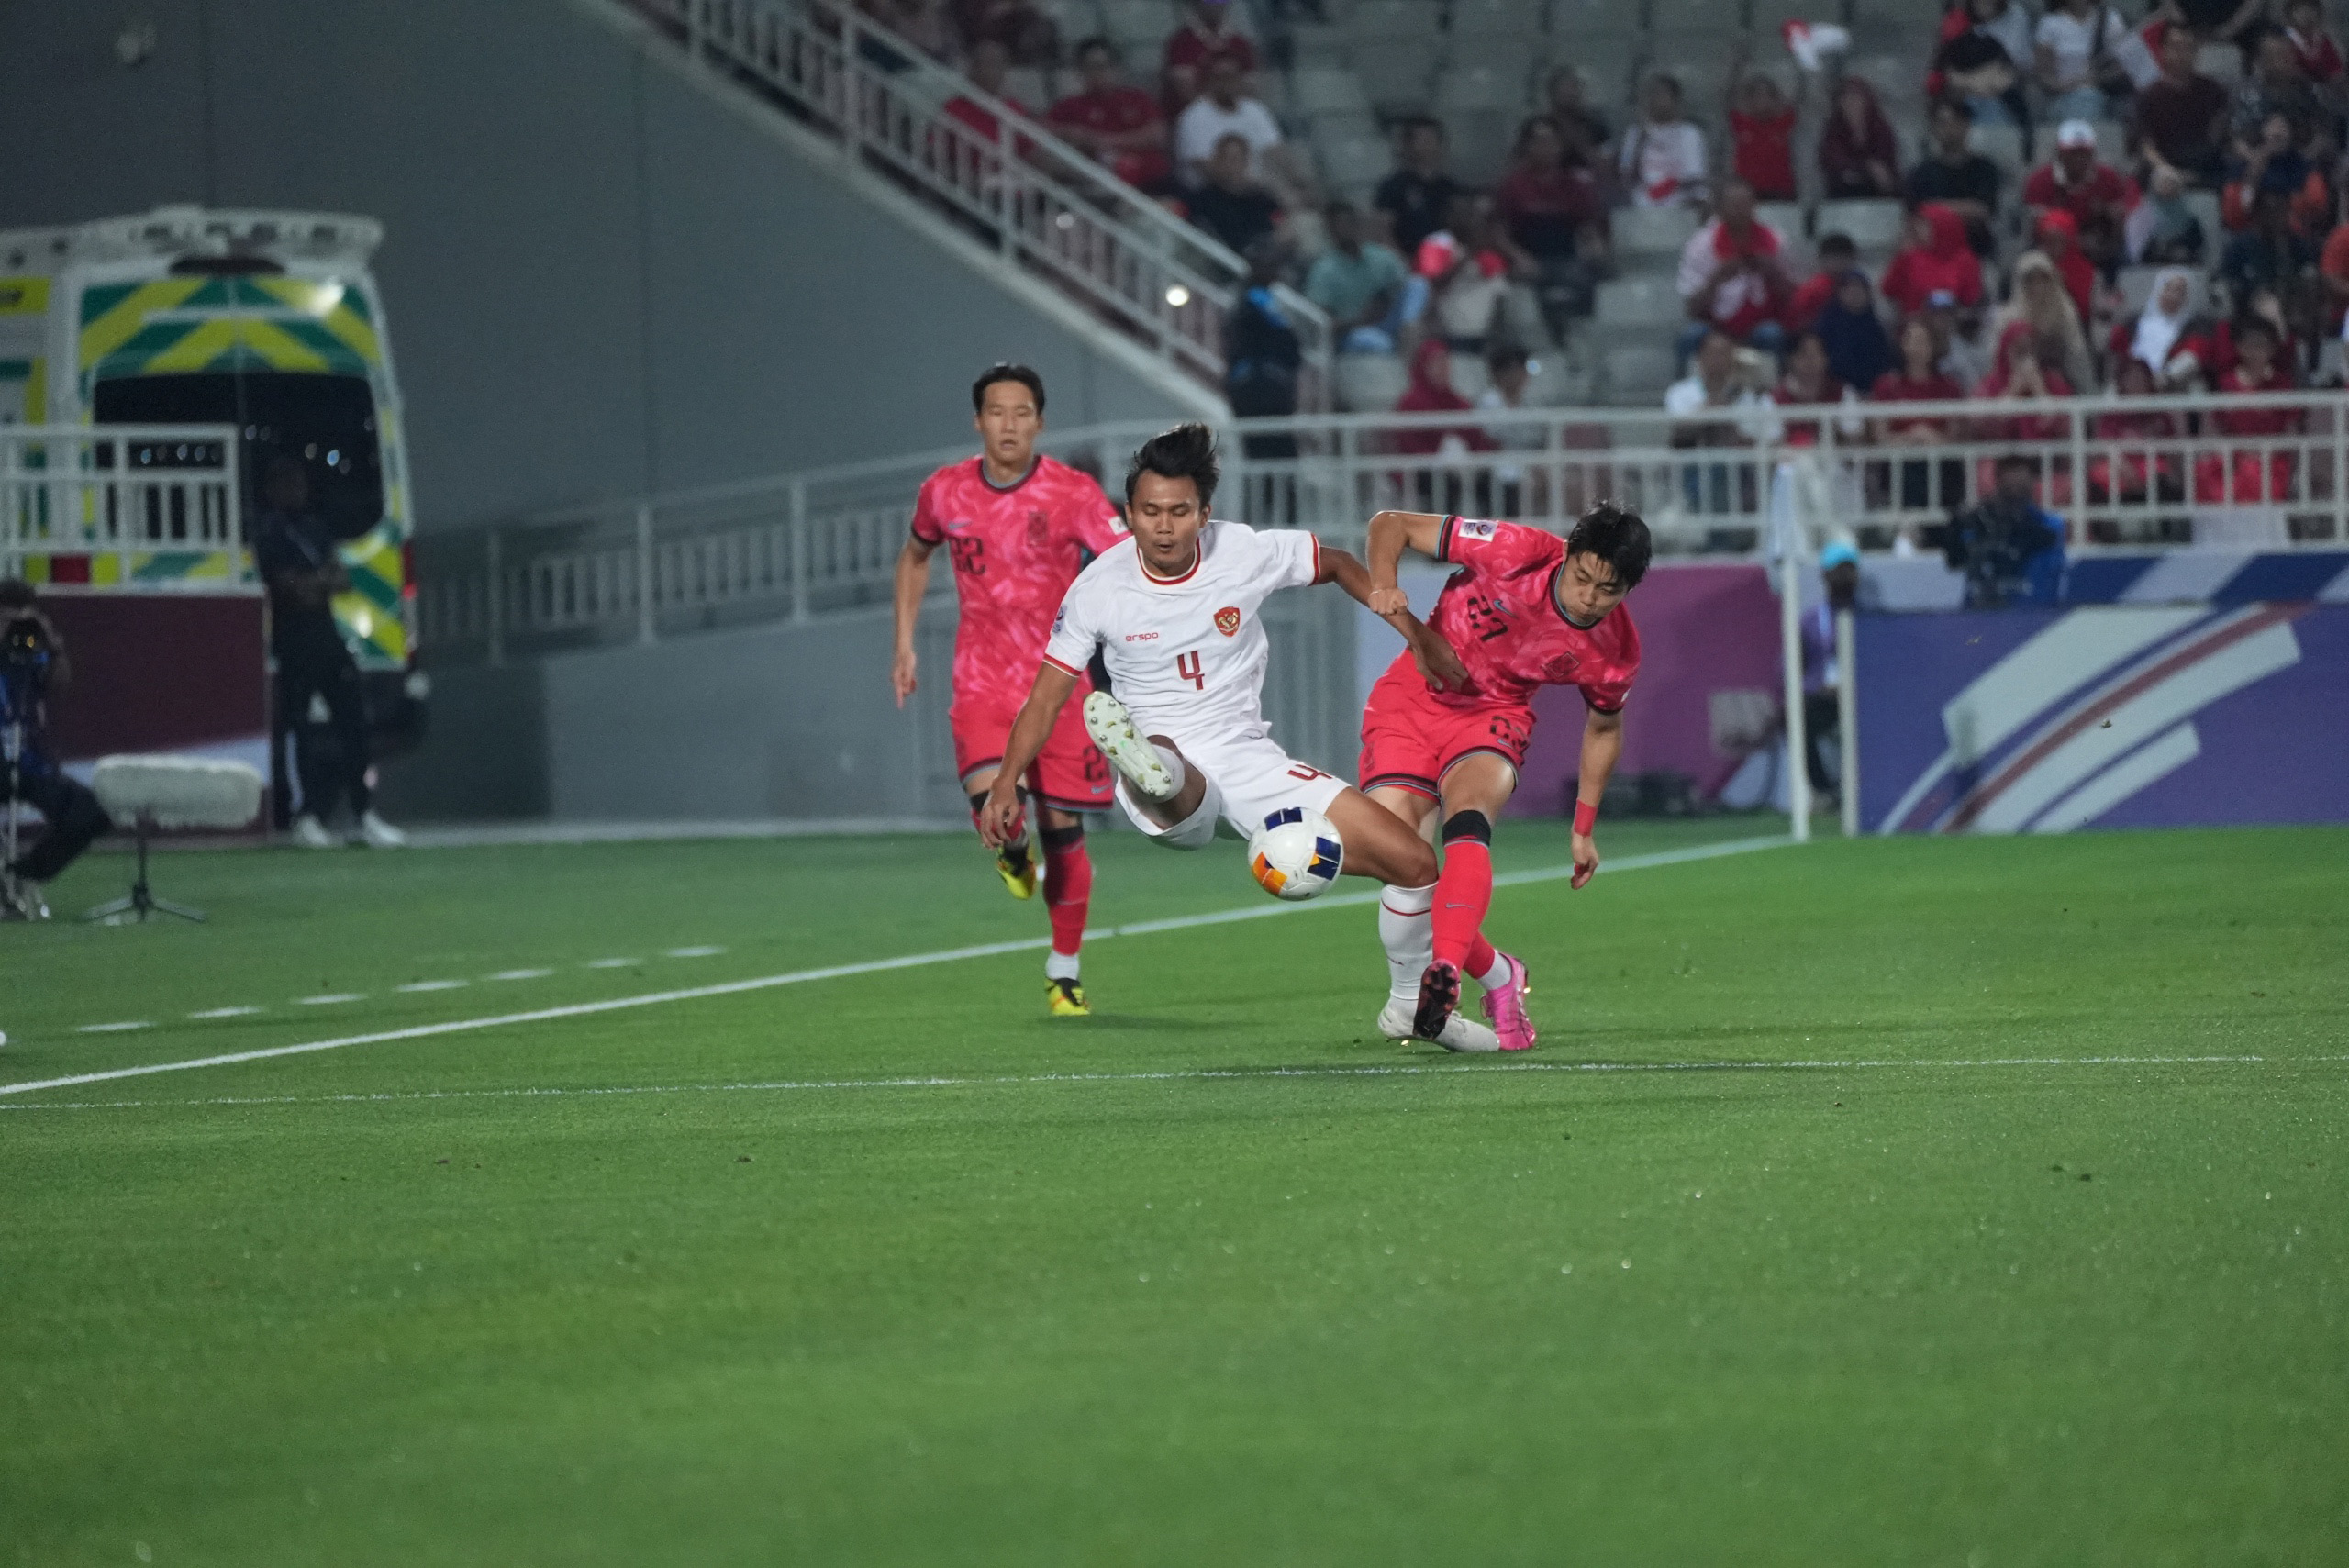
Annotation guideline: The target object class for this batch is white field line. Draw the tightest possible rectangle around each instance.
[0,835,1789,1101]
[5,1052,2341,1115]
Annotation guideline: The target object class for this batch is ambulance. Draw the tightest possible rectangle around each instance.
[0,206,422,753]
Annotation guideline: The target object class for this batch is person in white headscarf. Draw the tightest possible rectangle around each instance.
[2110,267,2211,390]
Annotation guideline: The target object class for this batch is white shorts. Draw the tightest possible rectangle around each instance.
[1114,731,1349,849]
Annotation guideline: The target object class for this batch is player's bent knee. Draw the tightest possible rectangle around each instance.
[1162,777,1222,849]
[1040,822,1085,851]
[1442,810,1493,846]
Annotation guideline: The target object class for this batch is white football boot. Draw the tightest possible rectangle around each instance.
[291,813,337,850]
[357,810,408,849]
[1082,691,1177,800]
[1376,997,1500,1053]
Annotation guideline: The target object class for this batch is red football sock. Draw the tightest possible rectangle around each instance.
[1043,838,1093,957]
[1431,840,1492,970]
[1465,931,1497,979]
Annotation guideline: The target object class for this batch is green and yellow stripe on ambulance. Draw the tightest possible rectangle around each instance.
[75,276,412,667]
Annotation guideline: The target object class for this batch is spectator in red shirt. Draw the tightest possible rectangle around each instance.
[1048,38,1173,192]
[1786,232,1862,333]
[2319,203,2349,327]
[941,39,1033,180]
[1975,322,2076,443]
[2089,355,2186,506]
[1872,316,1970,509]
[2032,208,2101,325]
[1493,114,1609,343]
[1392,338,1495,454]
[1882,203,1986,317]
[2026,118,2140,271]
[1163,0,1255,113]
[1674,176,1795,361]
[2107,265,2214,384]
[1726,50,1802,202]
[1819,77,1902,199]
[2283,0,2344,88]
[1772,330,1865,446]
[2198,314,2303,505]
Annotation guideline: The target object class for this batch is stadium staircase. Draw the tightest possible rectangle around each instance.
[566,0,1331,416]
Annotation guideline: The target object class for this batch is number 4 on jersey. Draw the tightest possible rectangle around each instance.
[1175,650,1205,689]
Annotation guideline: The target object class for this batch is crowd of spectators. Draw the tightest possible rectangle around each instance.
[893,0,2349,522]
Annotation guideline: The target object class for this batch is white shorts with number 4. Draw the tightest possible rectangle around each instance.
[1114,731,1349,848]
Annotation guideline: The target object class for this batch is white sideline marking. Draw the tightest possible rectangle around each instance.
[295,994,364,1006]
[0,835,1789,1100]
[5,1052,2340,1115]
[396,981,469,994]
[666,946,725,958]
[187,1006,262,1020]
[587,958,640,970]
[488,968,553,982]
[77,1021,151,1035]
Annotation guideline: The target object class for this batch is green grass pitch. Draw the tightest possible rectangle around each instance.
[2,819,2343,1564]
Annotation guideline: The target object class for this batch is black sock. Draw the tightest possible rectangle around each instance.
[1001,840,1031,873]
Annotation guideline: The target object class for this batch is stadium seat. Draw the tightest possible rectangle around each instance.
[1449,350,1493,400]
[2091,120,2127,170]
[1352,40,1437,110]
[2115,265,2163,316]
[2197,42,2243,87]
[1600,341,1677,401]
[1445,109,1518,183]
[1547,0,1642,40]
[1434,64,1526,112]
[1840,53,1910,101]
[2182,187,2221,241]
[1749,0,1827,30]
[1450,0,1545,36]
[1333,351,1410,410]
[1969,121,2026,181]
[1100,0,1163,49]
[1649,0,1731,39]
[1613,203,1701,257]
[1812,198,1904,253]
[1591,273,1685,330]
[1447,32,1539,76]
[1317,131,1393,191]
[1350,0,1442,37]
[1294,65,1372,117]
[1004,66,1050,108]
[1756,201,1807,244]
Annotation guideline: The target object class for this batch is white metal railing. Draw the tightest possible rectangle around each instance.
[630,0,1330,402]
[0,425,246,585]
[415,393,2349,661]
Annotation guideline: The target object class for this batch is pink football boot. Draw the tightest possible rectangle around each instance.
[1480,952,1536,1052]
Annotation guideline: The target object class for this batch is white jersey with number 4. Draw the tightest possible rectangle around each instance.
[1041,519,1346,839]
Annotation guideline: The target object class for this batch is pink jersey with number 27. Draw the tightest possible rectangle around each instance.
[910,455,1127,705]
[1425,516,1641,713]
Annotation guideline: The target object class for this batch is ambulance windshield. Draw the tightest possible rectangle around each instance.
[94,372,384,541]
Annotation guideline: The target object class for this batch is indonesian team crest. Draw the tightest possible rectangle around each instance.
[1214,606,1241,637]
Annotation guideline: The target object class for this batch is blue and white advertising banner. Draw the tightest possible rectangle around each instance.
[1858,601,2349,833]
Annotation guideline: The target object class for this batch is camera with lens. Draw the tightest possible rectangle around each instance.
[2,612,52,697]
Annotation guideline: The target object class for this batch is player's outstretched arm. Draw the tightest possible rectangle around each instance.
[1571,706,1625,888]
[890,536,937,708]
[1320,543,1468,692]
[978,662,1081,847]
[1364,509,1450,602]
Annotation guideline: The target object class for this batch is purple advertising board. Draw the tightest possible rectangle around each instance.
[1857,602,2349,832]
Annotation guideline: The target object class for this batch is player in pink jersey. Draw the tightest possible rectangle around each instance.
[891,364,1129,1017]
[1358,503,1651,1050]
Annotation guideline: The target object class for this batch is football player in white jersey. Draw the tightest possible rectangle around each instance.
[978,423,1501,1051]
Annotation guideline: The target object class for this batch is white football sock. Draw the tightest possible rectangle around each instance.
[1044,949,1081,982]
[1475,951,1513,990]
[1151,744,1189,797]
[1379,884,1436,1003]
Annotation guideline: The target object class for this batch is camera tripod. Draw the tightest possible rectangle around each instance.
[80,810,206,924]
[0,712,30,919]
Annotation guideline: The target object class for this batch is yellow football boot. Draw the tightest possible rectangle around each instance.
[1046,978,1090,1017]
[996,849,1038,900]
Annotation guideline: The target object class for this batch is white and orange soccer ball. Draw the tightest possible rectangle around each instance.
[1247,807,1343,901]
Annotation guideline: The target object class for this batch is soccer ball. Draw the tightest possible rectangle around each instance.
[1247,807,1343,901]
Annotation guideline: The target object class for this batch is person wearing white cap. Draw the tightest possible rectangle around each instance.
[2023,119,2139,263]
[2034,0,2130,121]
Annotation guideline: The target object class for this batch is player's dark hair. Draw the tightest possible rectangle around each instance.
[1816,230,1857,259]
[972,362,1047,415]
[1126,422,1219,509]
[2232,312,2281,348]
[0,577,35,610]
[1995,451,2038,475]
[1566,500,1652,591]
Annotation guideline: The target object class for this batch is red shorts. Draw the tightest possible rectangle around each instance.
[952,681,1114,812]
[1357,651,1535,800]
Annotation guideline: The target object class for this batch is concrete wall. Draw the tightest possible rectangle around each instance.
[0,0,1183,532]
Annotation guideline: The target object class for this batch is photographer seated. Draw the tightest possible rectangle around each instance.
[253,456,405,849]
[0,580,113,918]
